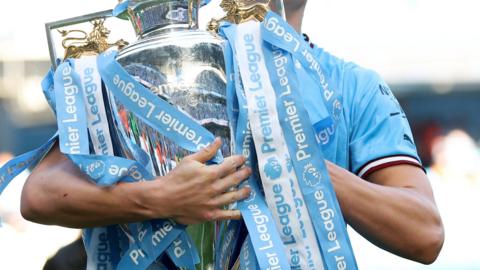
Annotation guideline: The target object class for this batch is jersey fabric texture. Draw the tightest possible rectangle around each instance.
[297,40,422,178]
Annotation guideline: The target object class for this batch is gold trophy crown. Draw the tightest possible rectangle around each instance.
[208,0,272,32]
[58,20,128,59]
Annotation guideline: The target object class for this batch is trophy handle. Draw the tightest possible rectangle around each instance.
[45,10,113,70]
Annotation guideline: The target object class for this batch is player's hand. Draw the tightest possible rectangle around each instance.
[142,138,251,225]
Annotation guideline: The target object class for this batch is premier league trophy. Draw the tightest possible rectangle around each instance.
[46,0,231,269]
[112,0,231,167]
[109,0,230,268]
[106,2,285,267]
[43,0,344,269]
[0,0,361,268]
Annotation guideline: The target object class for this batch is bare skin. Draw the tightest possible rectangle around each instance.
[327,162,443,264]
[22,138,251,227]
[276,0,444,263]
[22,0,443,265]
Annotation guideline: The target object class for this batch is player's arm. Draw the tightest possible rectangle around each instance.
[20,138,251,228]
[327,162,443,264]
[331,63,445,263]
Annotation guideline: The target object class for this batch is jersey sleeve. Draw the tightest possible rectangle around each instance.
[345,66,423,178]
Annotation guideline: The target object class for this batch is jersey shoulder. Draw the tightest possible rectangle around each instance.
[310,45,422,176]
[310,46,384,129]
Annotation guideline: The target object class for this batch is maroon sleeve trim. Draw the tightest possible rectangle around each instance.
[356,155,424,178]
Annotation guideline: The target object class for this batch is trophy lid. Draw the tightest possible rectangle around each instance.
[119,0,201,38]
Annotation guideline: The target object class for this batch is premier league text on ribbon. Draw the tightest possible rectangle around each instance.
[59,65,84,154]
[239,120,284,269]
[222,22,290,268]
[243,34,301,267]
[241,124,278,254]
[265,28,354,269]
[239,23,323,270]
[269,43,347,268]
[278,46,345,249]
[111,73,207,149]
[129,220,176,265]
[78,57,114,156]
[263,15,334,102]
[273,52,347,268]
[271,53,311,163]
[242,34,277,156]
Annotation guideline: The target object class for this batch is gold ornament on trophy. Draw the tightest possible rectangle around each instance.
[58,19,128,59]
[208,0,270,32]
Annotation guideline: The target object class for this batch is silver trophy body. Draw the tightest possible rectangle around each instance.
[109,0,230,268]
[42,0,291,268]
[112,0,230,172]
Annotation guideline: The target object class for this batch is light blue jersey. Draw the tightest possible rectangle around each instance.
[297,43,422,178]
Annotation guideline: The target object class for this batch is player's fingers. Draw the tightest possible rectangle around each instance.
[210,155,246,178]
[209,187,251,207]
[208,209,242,221]
[212,167,251,193]
[185,137,221,163]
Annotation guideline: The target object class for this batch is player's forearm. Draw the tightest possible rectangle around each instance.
[21,140,251,227]
[327,162,443,264]
[21,156,155,228]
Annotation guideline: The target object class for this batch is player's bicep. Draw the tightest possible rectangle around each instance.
[367,164,435,200]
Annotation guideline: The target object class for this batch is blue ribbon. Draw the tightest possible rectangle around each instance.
[0,134,58,199]
[264,43,357,269]
[83,225,123,269]
[54,61,90,155]
[42,68,57,112]
[261,12,358,269]
[220,23,291,270]
[116,220,185,269]
[38,57,202,269]
[52,59,186,269]
[261,13,343,122]
[97,51,223,164]
[167,231,199,269]
[217,13,358,269]
[239,236,260,270]
[215,220,241,270]
[1,10,358,270]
